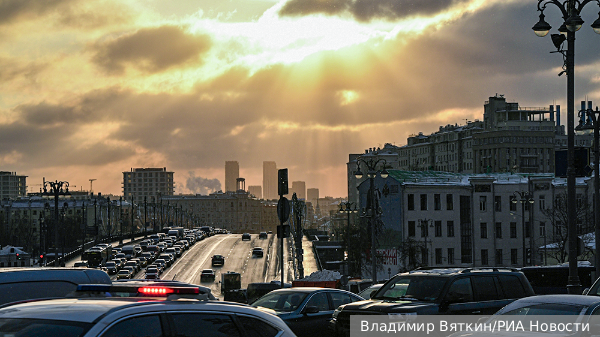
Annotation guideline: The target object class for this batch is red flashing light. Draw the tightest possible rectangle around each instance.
[138,286,200,296]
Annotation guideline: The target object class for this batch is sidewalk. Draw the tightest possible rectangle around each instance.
[301,236,319,276]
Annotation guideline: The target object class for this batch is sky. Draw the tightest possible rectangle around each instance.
[1,0,600,198]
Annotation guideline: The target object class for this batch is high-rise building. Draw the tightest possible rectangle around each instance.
[225,161,239,192]
[248,185,262,199]
[123,167,174,204]
[0,171,26,199]
[263,161,278,200]
[307,188,319,205]
[291,181,306,200]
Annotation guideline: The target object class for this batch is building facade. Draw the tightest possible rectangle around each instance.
[122,168,174,205]
[225,161,239,192]
[248,185,262,199]
[0,172,27,200]
[355,170,592,280]
[263,161,278,200]
[291,181,306,200]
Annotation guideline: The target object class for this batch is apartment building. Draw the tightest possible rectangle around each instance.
[0,172,27,200]
[122,167,174,205]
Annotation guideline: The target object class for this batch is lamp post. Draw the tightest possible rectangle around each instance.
[60,202,68,266]
[339,200,357,276]
[106,197,112,242]
[513,191,534,267]
[355,155,388,283]
[41,179,70,266]
[418,219,434,266]
[576,102,600,278]
[533,0,600,293]
[144,196,148,237]
[292,193,305,279]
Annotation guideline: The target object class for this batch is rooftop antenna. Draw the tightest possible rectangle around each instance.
[89,179,97,194]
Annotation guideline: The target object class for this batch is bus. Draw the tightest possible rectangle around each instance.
[520,264,597,294]
[81,247,109,268]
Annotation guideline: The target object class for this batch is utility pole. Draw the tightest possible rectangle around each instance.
[89,179,96,195]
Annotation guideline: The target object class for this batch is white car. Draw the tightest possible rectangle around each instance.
[0,288,297,337]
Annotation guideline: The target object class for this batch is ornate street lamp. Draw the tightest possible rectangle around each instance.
[355,155,389,283]
[41,179,70,266]
[533,0,600,294]
[339,200,357,275]
[513,191,535,266]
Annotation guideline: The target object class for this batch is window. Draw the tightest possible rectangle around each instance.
[495,249,503,265]
[171,313,241,337]
[510,222,517,238]
[481,249,488,265]
[446,194,453,210]
[479,196,487,212]
[539,195,546,210]
[447,248,454,265]
[420,194,428,211]
[447,221,454,237]
[330,292,356,309]
[509,196,517,212]
[495,222,502,239]
[435,248,443,265]
[511,249,518,265]
[434,194,441,210]
[102,315,163,337]
[408,221,415,237]
[498,275,527,299]
[494,196,502,212]
[435,221,442,237]
[407,194,414,210]
[306,292,330,311]
[480,223,487,239]
[473,276,498,301]
[540,222,546,237]
[446,278,473,303]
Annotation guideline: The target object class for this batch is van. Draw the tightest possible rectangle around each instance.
[0,268,111,306]
[121,245,136,259]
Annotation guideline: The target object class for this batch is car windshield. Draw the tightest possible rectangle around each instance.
[0,318,92,337]
[501,303,587,315]
[252,291,309,312]
[372,276,447,301]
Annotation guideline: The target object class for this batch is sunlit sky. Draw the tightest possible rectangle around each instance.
[1,0,600,197]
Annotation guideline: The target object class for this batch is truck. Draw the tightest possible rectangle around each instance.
[291,270,343,289]
[168,227,185,239]
[221,271,245,303]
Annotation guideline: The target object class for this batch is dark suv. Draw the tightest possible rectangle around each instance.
[330,267,534,336]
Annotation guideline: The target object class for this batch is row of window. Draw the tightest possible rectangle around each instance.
[407,193,551,212]
[428,248,523,266]
[408,220,553,239]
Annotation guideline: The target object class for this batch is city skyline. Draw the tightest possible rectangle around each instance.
[0,0,599,198]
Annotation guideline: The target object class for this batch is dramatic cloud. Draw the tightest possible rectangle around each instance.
[279,0,469,22]
[185,172,222,195]
[91,25,212,75]
[0,0,75,25]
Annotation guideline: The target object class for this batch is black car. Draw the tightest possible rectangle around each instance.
[252,247,264,258]
[253,287,363,337]
[211,254,225,266]
[259,231,268,239]
[330,267,535,337]
[242,233,251,241]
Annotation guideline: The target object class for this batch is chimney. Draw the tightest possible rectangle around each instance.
[550,105,554,122]
[557,105,561,127]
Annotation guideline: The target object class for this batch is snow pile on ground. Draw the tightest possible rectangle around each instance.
[298,270,341,281]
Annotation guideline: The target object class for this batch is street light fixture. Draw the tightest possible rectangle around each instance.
[41,179,70,266]
[339,200,357,276]
[355,155,388,283]
[532,0,600,294]
[417,219,434,266]
[513,191,535,267]
[576,102,600,278]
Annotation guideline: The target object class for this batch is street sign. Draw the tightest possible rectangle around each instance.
[277,197,290,223]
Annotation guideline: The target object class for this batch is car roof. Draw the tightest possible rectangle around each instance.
[0,298,274,323]
[510,294,600,306]
[270,287,353,294]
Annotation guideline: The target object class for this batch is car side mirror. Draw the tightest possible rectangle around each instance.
[302,306,319,314]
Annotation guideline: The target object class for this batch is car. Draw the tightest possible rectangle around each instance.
[124,260,140,273]
[259,231,268,239]
[211,254,225,266]
[116,269,133,279]
[73,261,89,268]
[242,233,251,241]
[252,247,264,258]
[0,267,112,306]
[356,283,383,300]
[105,261,119,275]
[154,259,167,271]
[252,287,364,337]
[330,267,535,337]
[145,267,160,277]
[200,269,216,282]
[0,288,296,336]
[446,295,600,337]
[145,270,160,280]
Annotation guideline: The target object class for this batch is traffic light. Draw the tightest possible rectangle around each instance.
[525,248,531,264]
[39,254,44,260]
[16,253,20,260]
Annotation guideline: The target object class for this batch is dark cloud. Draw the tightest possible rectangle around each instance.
[91,25,212,75]
[16,102,93,126]
[279,0,468,22]
[0,57,47,83]
[185,171,221,195]
[0,0,75,25]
